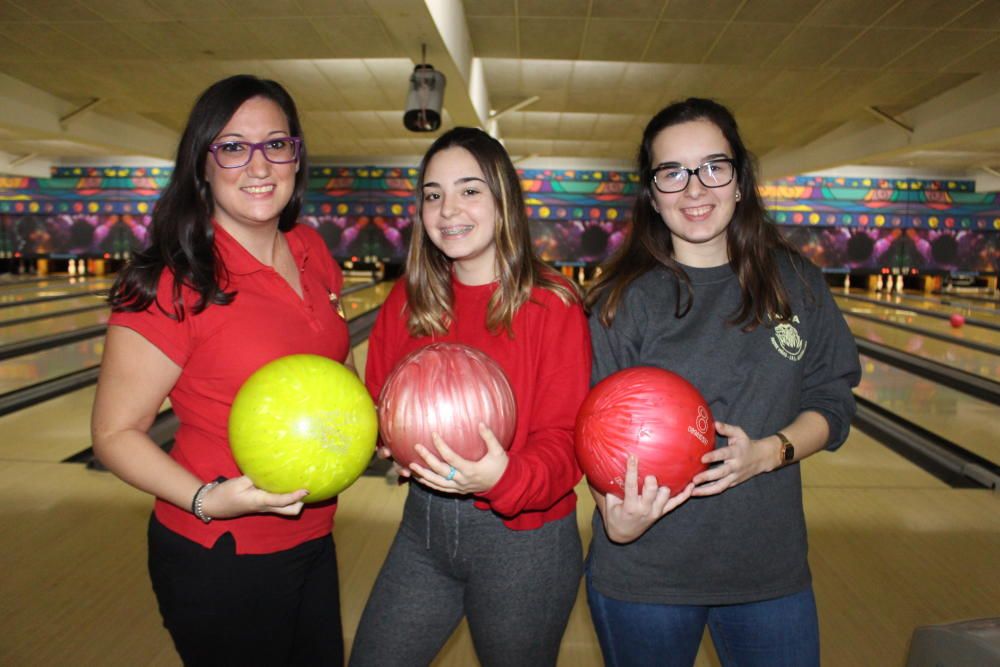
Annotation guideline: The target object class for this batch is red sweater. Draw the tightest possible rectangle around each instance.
[109,223,350,554]
[366,274,591,530]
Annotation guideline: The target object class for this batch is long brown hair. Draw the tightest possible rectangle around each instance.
[586,98,799,331]
[405,127,578,337]
[108,75,307,319]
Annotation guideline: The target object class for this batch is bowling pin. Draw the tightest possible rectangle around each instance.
[895,275,903,294]
[69,259,77,276]
[876,275,884,291]
[577,266,585,284]
[843,274,851,292]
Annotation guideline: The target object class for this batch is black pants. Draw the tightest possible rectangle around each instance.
[148,515,343,666]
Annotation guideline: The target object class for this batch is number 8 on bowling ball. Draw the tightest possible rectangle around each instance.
[575,366,715,498]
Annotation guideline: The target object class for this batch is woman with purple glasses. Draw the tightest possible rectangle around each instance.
[92,75,349,665]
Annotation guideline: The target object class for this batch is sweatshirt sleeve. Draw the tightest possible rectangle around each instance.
[799,266,861,450]
[480,293,591,517]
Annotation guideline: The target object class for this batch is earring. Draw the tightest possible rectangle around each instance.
[735,191,741,201]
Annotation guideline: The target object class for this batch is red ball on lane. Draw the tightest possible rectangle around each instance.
[949,313,965,328]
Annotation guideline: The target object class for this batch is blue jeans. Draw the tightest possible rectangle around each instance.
[586,570,819,667]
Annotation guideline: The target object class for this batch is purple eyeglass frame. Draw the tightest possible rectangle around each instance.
[207,136,302,168]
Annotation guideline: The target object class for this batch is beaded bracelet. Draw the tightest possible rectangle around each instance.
[191,481,220,524]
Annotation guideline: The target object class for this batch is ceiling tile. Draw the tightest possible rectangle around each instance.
[567,61,626,91]
[517,0,590,18]
[590,0,665,19]
[948,1,1000,29]
[295,0,374,15]
[877,0,980,28]
[704,22,795,65]
[580,19,656,61]
[518,18,585,58]
[80,0,171,20]
[888,28,993,70]
[469,16,518,57]
[462,0,515,16]
[802,0,904,27]
[942,35,1000,72]
[149,0,235,20]
[825,27,931,68]
[520,59,571,92]
[644,21,725,63]
[764,25,863,67]
[0,21,99,60]
[733,0,820,23]
[0,0,44,21]
[50,21,162,59]
[16,0,103,21]
[309,16,396,58]
[662,0,743,21]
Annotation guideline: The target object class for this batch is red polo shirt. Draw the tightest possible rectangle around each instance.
[108,222,350,554]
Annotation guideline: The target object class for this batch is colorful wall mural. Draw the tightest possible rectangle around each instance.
[1,167,998,273]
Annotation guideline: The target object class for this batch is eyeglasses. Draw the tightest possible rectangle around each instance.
[207,137,302,169]
[652,158,736,194]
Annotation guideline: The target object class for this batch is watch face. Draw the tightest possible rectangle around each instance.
[783,444,795,461]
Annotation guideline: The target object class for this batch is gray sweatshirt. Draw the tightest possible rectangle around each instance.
[587,253,861,605]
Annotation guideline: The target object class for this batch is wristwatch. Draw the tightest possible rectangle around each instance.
[776,431,795,468]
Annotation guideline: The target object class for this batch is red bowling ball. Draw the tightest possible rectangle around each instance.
[575,366,715,498]
[378,343,517,469]
[949,313,965,328]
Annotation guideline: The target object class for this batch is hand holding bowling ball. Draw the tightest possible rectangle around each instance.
[377,343,517,471]
[229,354,378,503]
[575,366,715,499]
[595,452,695,544]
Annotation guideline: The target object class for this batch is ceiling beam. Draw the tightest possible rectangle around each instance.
[0,73,177,173]
[368,0,491,132]
[0,149,52,179]
[760,73,1000,181]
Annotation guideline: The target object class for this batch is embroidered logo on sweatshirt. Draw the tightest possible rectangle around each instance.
[771,315,806,361]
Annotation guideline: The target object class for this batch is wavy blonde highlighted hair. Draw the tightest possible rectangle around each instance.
[405,127,578,337]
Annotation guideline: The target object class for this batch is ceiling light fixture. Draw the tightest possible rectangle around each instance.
[404,44,446,133]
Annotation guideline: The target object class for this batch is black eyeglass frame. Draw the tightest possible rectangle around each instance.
[207,137,302,169]
[651,157,737,194]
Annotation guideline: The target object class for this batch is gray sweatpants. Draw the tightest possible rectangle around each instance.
[349,482,583,667]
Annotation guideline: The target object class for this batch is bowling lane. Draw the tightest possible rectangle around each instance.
[0,277,113,307]
[0,288,108,324]
[855,357,999,464]
[852,291,1000,326]
[0,276,73,292]
[0,339,105,394]
[835,295,1000,349]
[0,308,110,345]
[834,295,1000,352]
[842,312,1000,381]
[341,279,393,316]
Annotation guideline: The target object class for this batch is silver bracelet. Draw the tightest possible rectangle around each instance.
[192,481,220,524]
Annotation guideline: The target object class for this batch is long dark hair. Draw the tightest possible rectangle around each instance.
[405,127,578,337]
[108,75,307,318]
[587,97,798,331]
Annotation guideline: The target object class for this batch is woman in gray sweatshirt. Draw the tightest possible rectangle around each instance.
[584,97,861,667]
